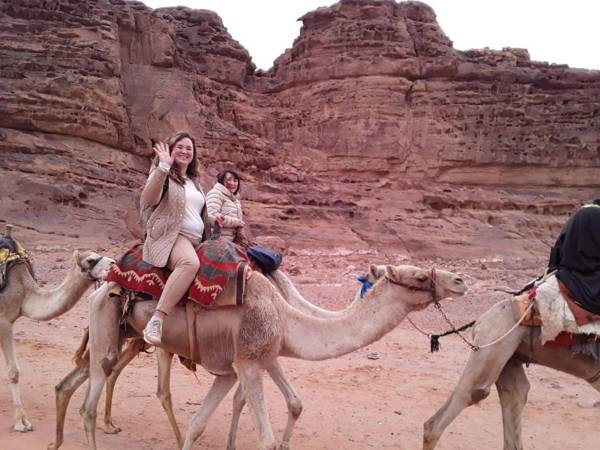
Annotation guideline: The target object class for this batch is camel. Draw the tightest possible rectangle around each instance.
[0,246,114,432]
[423,299,600,450]
[64,263,466,450]
[49,269,366,450]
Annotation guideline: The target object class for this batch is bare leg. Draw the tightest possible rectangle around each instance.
[48,364,90,450]
[103,338,145,434]
[80,283,121,450]
[182,374,238,450]
[0,320,33,432]
[237,363,276,450]
[155,348,183,447]
[423,302,527,450]
[496,360,530,450]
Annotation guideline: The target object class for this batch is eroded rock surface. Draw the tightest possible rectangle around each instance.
[1,0,599,261]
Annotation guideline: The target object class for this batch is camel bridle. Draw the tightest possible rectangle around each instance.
[384,267,439,303]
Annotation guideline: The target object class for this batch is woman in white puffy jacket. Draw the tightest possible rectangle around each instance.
[205,169,247,242]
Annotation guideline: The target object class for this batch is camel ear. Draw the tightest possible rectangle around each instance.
[73,250,80,264]
[385,266,401,282]
[369,264,386,280]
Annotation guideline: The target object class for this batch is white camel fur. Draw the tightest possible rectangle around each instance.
[62,263,466,450]
[423,299,600,450]
[0,247,114,432]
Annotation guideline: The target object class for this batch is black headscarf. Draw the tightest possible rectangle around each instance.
[548,203,600,314]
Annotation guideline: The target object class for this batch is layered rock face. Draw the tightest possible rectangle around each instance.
[1,0,599,260]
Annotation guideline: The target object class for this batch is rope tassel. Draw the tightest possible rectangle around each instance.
[429,320,476,353]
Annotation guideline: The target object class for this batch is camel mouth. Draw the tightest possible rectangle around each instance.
[441,277,468,297]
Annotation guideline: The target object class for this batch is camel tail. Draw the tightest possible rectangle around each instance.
[73,327,90,366]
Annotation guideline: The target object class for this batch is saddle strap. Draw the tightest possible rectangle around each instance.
[186,301,198,363]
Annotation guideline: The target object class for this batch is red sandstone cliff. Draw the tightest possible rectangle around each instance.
[1,0,599,260]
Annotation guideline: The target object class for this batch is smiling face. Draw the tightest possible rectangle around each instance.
[223,171,239,194]
[171,137,195,169]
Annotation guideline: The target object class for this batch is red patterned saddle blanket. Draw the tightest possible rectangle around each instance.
[105,240,248,308]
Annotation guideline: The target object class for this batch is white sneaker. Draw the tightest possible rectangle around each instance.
[143,317,163,345]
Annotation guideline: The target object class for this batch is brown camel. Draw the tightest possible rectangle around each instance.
[61,263,465,450]
[49,268,366,450]
[423,299,600,450]
[0,247,114,432]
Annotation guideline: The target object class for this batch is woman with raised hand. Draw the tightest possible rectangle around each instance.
[140,132,210,345]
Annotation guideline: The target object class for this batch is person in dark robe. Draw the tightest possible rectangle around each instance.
[548,199,600,314]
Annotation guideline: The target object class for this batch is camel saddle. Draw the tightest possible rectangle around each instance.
[0,235,35,291]
[514,275,600,349]
[106,240,248,308]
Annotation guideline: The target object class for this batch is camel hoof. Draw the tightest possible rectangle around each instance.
[103,422,122,434]
[47,443,59,450]
[278,443,291,450]
[14,416,33,432]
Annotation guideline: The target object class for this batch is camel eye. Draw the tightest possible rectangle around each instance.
[455,278,464,284]
[417,274,428,282]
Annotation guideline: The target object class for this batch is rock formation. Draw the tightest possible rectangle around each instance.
[1,0,599,259]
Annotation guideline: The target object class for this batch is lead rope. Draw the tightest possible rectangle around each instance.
[406,269,541,353]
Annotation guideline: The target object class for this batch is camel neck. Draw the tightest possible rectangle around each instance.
[20,262,92,321]
[274,278,414,361]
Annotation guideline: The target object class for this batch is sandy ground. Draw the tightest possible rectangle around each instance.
[1,249,600,450]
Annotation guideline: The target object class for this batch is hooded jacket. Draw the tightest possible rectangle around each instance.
[205,182,244,241]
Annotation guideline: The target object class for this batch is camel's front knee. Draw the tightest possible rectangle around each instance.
[423,420,439,450]
[7,366,19,384]
[288,396,302,419]
[469,388,490,405]
[156,389,171,406]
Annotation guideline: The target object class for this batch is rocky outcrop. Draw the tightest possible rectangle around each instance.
[1,0,599,258]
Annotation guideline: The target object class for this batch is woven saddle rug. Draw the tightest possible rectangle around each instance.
[0,235,35,291]
[105,239,248,308]
[515,274,600,348]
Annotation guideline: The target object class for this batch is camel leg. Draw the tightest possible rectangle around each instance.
[103,338,145,434]
[0,320,33,432]
[80,283,121,450]
[423,302,527,450]
[267,360,302,450]
[182,374,237,450]
[227,360,301,450]
[226,383,246,450]
[237,363,276,450]
[155,348,183,447]
[495,360,530,450]
[48,363,90,450]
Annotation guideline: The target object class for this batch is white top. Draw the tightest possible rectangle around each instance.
[180,179,205,241]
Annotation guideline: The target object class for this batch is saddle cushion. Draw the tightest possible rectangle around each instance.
[106,240,248,307]
[533,274,600,343]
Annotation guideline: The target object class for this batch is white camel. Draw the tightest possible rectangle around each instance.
[63,263,466,450]
[423,299,600,449]
[0,245,114,432]
[49,268,366,450]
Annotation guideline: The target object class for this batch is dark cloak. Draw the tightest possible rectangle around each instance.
[548,205,600,314]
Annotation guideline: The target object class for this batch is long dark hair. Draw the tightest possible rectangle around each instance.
[152,132,199,185]
[217,169,241,195]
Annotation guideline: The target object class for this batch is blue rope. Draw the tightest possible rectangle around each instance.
[357,274,373,299]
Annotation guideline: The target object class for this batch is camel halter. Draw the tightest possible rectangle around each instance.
[399,268,479,352]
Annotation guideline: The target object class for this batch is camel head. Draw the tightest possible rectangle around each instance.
[73,250,115,281]
[367,264,467,310]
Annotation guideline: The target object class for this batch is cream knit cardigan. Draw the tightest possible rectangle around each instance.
[205,182,244,241]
